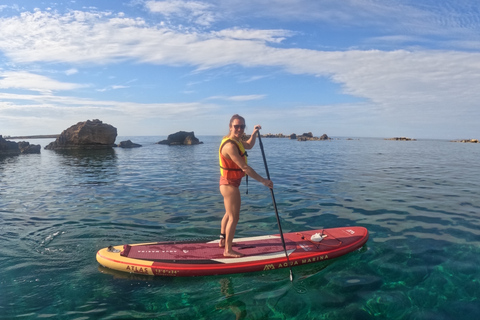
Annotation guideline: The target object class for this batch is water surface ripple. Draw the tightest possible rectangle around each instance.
[1,136,479,319]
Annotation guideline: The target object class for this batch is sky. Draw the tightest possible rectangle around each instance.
[1,0,479,139]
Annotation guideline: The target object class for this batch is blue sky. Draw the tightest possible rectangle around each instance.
[1,0,479,139]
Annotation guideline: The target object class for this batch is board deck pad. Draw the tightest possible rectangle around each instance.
[97,227,368,277]
[121,237,297,263]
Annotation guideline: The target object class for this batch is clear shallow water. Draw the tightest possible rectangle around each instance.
[1,136,479,319]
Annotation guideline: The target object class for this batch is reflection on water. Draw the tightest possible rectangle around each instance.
[54,148,118,186]
[217,278,247,319]
[54,148,117,164]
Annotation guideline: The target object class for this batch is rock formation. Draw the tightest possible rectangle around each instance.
[0,135,20,155]
[262,133,290,138]
[156,131,203,146]
[247,132,329,141]
[117,140,142,148]
[45,119,117,150]
[385,137,416,141]
[451,139,479,143]
[297,133,330,141]
[0,135,41,155]
[18,141,41,154]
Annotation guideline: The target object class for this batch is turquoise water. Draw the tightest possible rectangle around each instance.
[1,136,479,319]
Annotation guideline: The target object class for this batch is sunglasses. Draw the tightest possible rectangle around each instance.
[233,125,246,130]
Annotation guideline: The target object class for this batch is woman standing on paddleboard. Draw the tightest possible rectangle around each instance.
[219,114,274,258]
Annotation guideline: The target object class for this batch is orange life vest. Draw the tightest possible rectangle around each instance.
[219,137,247,179]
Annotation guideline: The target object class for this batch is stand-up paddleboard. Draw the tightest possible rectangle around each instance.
[96,226,368,277]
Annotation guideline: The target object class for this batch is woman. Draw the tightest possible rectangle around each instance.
[219,114,273,258]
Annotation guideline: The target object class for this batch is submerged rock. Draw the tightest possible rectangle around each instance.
[157,131,203,146]
[45,119,117,150]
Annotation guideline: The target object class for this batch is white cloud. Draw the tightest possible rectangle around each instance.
[210,0,480,50]
[97,85,129,92]
[227,94,265,101]
[65,68,78,75]
[207,94,265,101]
[145,0,216,26]
[1,4,480,138]
[0,11,147,64]
[0,91,217,117]
[213,28,292,43]
[0,90,220,135]
[146,0,210,15]
[1,8,480,127]
[0,71,87,93]
[0,10,291,69]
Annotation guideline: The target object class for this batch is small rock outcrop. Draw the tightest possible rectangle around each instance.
[117,140,142,148]
[318,134,330,140]
[385,137,416,141]
[451,139,479,143]
[262,133,289,138]
[0,136,41,155]
[157,131,203,146]
[0,135,20,155]
[45,119,117,150]
[297,133,330,141]
[245,132,330,141]
[18,141,41,154]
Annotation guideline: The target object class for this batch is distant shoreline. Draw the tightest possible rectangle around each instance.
[7,135,59,140]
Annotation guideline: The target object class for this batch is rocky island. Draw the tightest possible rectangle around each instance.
[385,137,417,141]
[45,119,117,150]
[157,131,203,146]
[246,132,331,141]
[117,140,142,148]
[0,135,41,155]
[295,132,330,141]
[451,139,479,143]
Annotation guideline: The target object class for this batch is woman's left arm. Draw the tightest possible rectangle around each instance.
[243,125,262,150]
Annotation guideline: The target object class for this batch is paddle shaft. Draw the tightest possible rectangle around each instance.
[256,131,294,281]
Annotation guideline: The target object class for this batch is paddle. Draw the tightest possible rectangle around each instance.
[257,130,294,282]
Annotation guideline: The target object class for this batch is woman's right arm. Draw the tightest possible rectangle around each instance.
[223,143,273,189]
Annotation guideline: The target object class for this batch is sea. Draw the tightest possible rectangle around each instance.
[1,136,479,320]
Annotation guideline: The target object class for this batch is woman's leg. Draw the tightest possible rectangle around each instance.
[220,184,243,257]
[220,214,228,247]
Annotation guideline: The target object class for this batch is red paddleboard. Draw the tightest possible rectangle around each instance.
[96,226,368,277]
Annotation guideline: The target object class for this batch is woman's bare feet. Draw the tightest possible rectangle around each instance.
[223,250,244,258]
